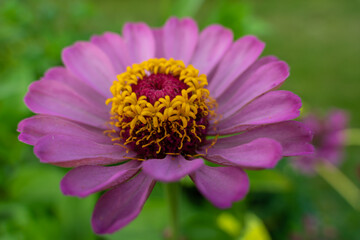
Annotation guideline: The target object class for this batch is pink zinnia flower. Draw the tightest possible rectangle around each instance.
[292,110,348,174]
[18,17,313,234]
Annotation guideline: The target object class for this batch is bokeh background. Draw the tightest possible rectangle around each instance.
[1,0,359,239]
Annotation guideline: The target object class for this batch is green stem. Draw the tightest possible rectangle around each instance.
[316,162,360,211]
[164,182,180,240]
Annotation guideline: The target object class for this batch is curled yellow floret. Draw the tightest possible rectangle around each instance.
[106,58,216,156]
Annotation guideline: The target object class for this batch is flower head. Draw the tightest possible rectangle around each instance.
[106,58,214,159]
[18,17,313,234]
[292,110,348,174]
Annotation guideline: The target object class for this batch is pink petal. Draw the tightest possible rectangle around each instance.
[208,36,265,98]
[209,121,314,156]
[122,23,155,63]
[190,165,249,208]
[318,147,343,165]
[215,56,279,106]
[18,115,111,145]
[62,42,116,98]
[211,90,302,135]
[152,28,165,58]
[203,138,283,169]
[326,110,348,132]
[42,67,106,107]
[92,172,155,234]
[292,155,317,174]
[34,134,134,167]
[142,156,203,182]
[24,80,109,128]
[217,60,290,119]
[163,17,198,64]
[91,32,131,73]
[190,25,233,75]
[61,161,141,197]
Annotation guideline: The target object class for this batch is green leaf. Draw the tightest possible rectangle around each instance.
[247,169,292,193]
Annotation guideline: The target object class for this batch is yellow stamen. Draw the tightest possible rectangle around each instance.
[106,58,217,155]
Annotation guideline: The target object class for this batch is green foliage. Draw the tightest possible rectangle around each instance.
[247,169,292,193]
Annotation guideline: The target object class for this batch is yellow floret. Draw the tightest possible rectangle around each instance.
[106,58,216,153]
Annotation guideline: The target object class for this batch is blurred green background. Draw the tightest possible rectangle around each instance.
[1,0,359,239]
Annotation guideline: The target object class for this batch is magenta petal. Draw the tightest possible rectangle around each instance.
[318,147,343,165]
[24,80,109,128]
[142,156,203,182]
[292,155,317,174]
[211,90,302,135]
[91,32,130,73]
[163,17,198,64]
[62,42,116,98]
[190,25,233,75]
[61,161,141,197]
[123,23,155,63]
[208,36,265,98]
[203,138,283,169]
[190,165,249,208]
[218,60,290,118]
[153,28,165,58]
[92,172,155,234]
[18,115,111,145]
[34,134,133,167]
[326,110,348,132]
[42,67,106,107]
[216,56,279,107]
[210,121,314,156]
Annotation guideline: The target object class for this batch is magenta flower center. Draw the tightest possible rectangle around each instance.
[132,73,189,104]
